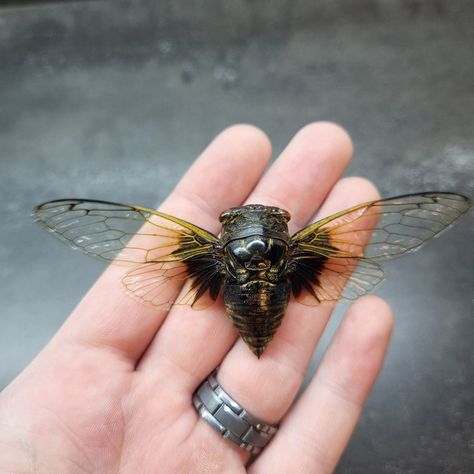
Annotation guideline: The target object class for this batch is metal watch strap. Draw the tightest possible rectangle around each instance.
[192,370,278,455]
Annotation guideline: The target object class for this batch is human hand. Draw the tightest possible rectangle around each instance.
[0,123,393,473]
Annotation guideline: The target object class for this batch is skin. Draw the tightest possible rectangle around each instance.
[0,123,393,473]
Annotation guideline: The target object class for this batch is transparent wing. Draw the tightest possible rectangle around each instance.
[289,192,471,305]
[33,199,224,309]
[290,257,385,305]
[122,259,224,310]
[32,199,220,263]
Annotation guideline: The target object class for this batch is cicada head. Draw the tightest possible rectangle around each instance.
[219,204,290,244]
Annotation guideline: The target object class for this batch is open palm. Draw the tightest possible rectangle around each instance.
[0,123,392,473]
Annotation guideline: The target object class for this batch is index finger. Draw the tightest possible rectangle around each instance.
[47,125,272,363]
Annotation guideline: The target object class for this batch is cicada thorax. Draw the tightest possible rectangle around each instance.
[219,204,292,357]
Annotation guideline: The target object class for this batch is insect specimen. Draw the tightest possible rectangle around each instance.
[32,193,471,357]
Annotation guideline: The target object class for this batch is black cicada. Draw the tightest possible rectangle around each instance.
[32,193,471,357]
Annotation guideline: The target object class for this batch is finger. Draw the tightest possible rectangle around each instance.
[48,125,272,364]
[138,122,353,385]
[216,176,380,425]
[252,296,393,474]
[249,121,354,232]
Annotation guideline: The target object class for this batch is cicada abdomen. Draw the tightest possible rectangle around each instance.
[223,280,291,357]
[220,205,292,357]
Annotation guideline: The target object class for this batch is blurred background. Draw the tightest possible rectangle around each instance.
[0,0,473,472]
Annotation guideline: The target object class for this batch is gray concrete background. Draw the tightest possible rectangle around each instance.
[0,1,473,472]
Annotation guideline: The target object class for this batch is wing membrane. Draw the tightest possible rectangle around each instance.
[292,257,385,305]
[289,192,471,304]
[33,199,219,263]
[33,199,224,308]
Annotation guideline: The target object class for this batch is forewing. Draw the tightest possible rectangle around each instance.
[289,192,471,305]
[33,199,224,309]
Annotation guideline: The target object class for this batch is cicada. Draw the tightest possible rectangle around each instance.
[32,193,471,357]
